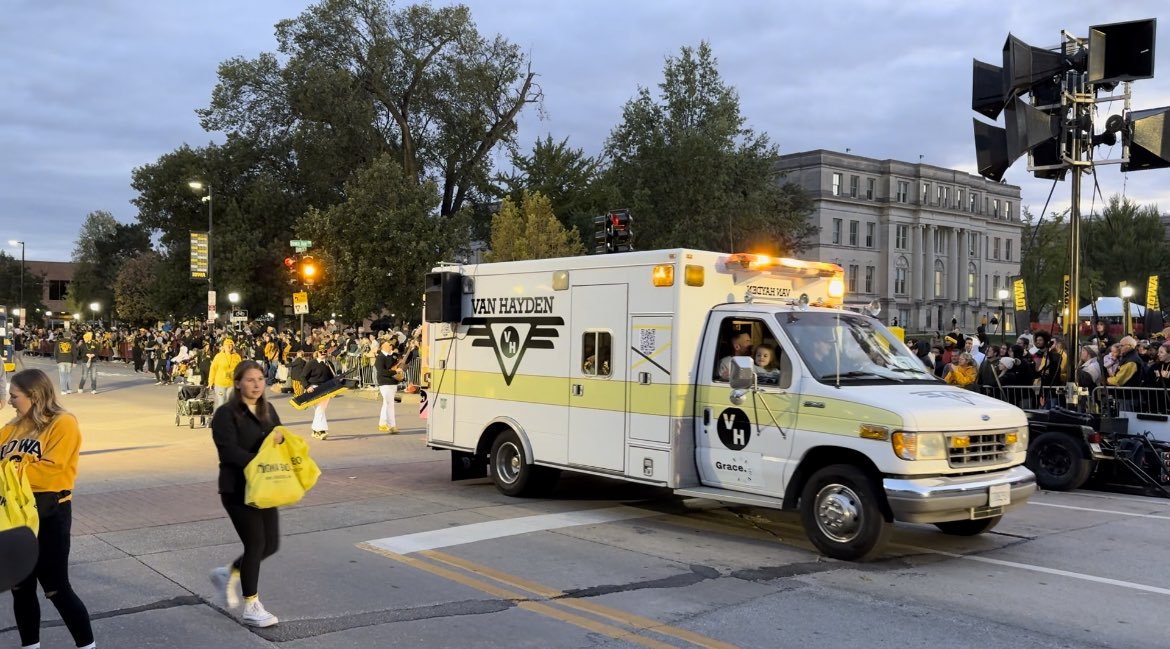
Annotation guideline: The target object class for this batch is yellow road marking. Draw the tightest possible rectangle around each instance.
[423,549,742,649]
[359,543,698,649]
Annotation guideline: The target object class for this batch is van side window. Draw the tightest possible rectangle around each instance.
[713,317,791,389]
[582,331,612,377]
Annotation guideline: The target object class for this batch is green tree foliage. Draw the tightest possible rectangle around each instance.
[114,252,164,325]
[1082,195,1170,305]
[495,135,604,235]
[0,251,45,319]
[131,140,308,320]
[486,191,585,262]
[70,211,152,320]
[297,154,471,321]
[602,41,816,254]
[197,0,541,217]
[1019,208,1069,322]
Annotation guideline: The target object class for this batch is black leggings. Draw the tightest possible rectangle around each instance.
[12,500,94,647]
[221,493,280,598]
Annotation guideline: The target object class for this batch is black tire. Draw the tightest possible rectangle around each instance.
[489,430,548,497]
[934,516,1001,536]
[799,464,892,561]
[1027,431,1093,491]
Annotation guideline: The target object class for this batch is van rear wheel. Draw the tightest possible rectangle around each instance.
[490,430,555,497]
[800,464,891,562]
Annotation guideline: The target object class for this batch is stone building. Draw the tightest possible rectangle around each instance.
[777,150,1023,333]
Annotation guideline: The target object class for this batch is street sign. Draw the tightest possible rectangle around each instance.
[290,239,312,248]
[190,232,209,280]
[230,308,249,323]
[293,291,309,315]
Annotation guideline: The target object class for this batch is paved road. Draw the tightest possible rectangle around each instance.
[1,356,1168,648]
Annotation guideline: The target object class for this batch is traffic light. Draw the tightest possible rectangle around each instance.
[283,256,300,286]
[300,255,318,286]
[592,209,634,254]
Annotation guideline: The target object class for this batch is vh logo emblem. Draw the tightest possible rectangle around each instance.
[716,408,751,450]
[464,316,563,385]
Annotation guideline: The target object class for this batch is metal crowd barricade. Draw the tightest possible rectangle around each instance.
[403,358,421,387]
[977,384,1075,411]
[1091,386,1170,419]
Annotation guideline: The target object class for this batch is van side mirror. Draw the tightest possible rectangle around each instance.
[729,356,757,390]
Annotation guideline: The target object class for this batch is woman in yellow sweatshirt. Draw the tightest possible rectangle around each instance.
[1,369,95,649]
[209,337,242,412]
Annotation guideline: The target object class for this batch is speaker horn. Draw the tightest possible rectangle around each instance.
[972,59,1007,119]
[1123,106,1170,172]
[973,119,1010,182]
[1002,34,1069,98]
[1088,18,1157,86]
[1029,139,1068,180]
[1005,97,1060,163]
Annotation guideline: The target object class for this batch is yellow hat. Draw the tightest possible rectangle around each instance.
[83,332,93,342]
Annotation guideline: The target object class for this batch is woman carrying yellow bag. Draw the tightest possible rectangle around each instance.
[0,369,95,649]
[209,360,284,628]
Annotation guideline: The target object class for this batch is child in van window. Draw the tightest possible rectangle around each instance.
[753,343,781,385]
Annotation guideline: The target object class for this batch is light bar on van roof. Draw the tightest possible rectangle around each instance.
[724,253,842,277]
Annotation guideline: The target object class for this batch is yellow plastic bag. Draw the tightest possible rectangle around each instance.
[278,428,320,492]
[1,461,39,537]
[243,435,305,509]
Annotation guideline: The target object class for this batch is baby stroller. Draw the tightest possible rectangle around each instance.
[176,385,214,428]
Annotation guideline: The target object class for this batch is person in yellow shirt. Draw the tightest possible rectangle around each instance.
[944,352,978,389]
[1,369,95,649]
[209,338,243,411]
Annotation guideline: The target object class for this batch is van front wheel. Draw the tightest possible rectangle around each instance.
[800,464,892,561]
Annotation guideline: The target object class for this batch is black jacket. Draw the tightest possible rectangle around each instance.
[211,399,282,495]
[303,357,335,386]
[375,350,400,386]
[289,356,307,382]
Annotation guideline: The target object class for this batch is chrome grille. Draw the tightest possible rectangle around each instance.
[947,431,1007,468]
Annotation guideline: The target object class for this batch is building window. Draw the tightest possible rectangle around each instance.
[934,260,945,298]
[968,233,978,256]
[993,275,1000,294]
[581,331,612,377]
[895,257,909,295]
[832,173,842,196]
[956,189,964,211]
[993,199,1000,218]
[832,219,842,244]
[921,182,930,204]
[865,222,875,248]
[896,181,909,203]
[934,229,946,254]
[1005,201,1013,219]
[850,175,859,198]
[1005,239,1013,261]
[898,308,910,328]
[48,280,70,301]
[849,220,859,246]
[985,197,990,214]
[848,265,859,292]
[970,192,978,212]
[967,262,977,299]
[866,177,875,200]
[993,237,1001,259]
[865,266,875,293]
[895,224,909,250]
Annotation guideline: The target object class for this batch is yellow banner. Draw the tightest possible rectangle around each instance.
[1012,277,1027,312]
[1147,275,1160,311]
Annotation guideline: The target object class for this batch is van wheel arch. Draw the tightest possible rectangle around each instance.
[784,447,892,520]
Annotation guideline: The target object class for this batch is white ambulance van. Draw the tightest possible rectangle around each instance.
[424,249,1035,560]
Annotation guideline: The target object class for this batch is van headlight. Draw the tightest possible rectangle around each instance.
[1005,428,1028,453]
[891,432,947,461]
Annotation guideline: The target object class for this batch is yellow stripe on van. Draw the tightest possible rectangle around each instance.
[435,370,690,417]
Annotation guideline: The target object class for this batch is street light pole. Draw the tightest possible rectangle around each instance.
[189,181,214,325]
[8,240,24,328]
[997,289,1010,347]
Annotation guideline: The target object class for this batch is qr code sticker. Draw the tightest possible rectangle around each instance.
[639,328,655,355]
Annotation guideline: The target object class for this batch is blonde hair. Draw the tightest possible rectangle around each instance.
[957,352,975,366]
[8,369,67,434]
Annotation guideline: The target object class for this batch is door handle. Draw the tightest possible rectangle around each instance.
[703,407,711,427]
[572,384,583,397]
[638,372,651,385]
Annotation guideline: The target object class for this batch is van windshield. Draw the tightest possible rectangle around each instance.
[776,311,935,383]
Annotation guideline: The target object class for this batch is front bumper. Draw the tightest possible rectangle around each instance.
[883,465,1036,524]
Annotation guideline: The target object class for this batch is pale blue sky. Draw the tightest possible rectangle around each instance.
[2,0,1168,260]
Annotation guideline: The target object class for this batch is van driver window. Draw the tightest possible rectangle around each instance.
[713,318,790,388]
[582,331,612,377]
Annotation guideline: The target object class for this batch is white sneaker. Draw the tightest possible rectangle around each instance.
[60,390,68,395]
[91,390,98,394]
[209,566,241,609]
[242,598,278,627]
